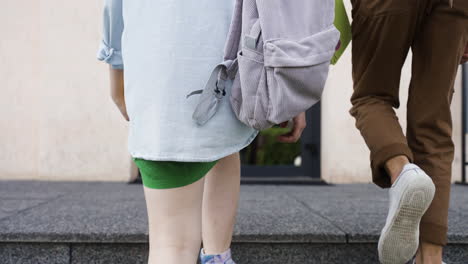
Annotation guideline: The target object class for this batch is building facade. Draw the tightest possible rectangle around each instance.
[0,0,462,183]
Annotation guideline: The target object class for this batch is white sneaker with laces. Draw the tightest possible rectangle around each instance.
[378,164,436,264]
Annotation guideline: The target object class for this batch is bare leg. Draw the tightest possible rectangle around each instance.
[143,177,205,264]
[385,155,410,184]
[202,152,241,254]
[415,242,443,264]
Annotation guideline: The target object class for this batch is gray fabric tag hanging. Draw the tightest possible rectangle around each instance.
[187,61,235,126]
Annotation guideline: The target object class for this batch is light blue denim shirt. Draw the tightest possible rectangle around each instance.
[97,0,258,162]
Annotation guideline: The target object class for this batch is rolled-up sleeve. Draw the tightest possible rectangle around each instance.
[97,0,124,69]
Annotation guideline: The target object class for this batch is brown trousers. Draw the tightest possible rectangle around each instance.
[350,0,468,245]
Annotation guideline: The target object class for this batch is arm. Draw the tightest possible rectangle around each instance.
[97,0,128,120]
[109,66,129,121]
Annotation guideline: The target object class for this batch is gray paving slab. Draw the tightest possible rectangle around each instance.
[0,181,72,199]
[280,184,387,242]
[234,186,345,243]
[0,243,69,264]
[60,182,145,202]
[0,196,148,243]
[0,181,466,246]
[0,181,148,242]
[280,184,468,243]
[447,185,468,243]
[0,199,49,221]
[0,181,143,201]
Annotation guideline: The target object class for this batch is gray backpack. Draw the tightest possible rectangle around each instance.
[187,0,340,130]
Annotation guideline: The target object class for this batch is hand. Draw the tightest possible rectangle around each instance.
[461,42,468,64]
[277,112,307,143]
[109,66,129,121]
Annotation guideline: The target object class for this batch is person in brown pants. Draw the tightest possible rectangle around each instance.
[349,0,468,263]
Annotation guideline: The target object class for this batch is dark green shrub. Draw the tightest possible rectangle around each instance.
[241,126,301,165]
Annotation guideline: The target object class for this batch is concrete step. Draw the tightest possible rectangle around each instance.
[3,242,465,264]
[0,181,467,264]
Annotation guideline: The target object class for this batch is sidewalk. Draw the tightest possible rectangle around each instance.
[0,181,467,264]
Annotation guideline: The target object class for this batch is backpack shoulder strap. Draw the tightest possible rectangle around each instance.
[244,20,262,50]
[223,0,243,61]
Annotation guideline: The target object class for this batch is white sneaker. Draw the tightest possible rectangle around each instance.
[378,164,436,264]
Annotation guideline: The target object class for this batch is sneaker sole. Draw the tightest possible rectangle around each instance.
[378,172,435,264]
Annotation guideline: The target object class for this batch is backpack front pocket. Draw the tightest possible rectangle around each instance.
[263,27,340,125]
[265,62,330,125]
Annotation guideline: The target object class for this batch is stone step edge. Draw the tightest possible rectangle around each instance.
[1,237,467,245]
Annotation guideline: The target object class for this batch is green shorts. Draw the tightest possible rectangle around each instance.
[133,158,219,189]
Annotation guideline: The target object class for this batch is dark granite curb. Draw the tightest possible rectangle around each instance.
[1,242,467,264]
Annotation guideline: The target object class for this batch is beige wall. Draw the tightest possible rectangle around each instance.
[0,1,463,183]
[1,0,131,181]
